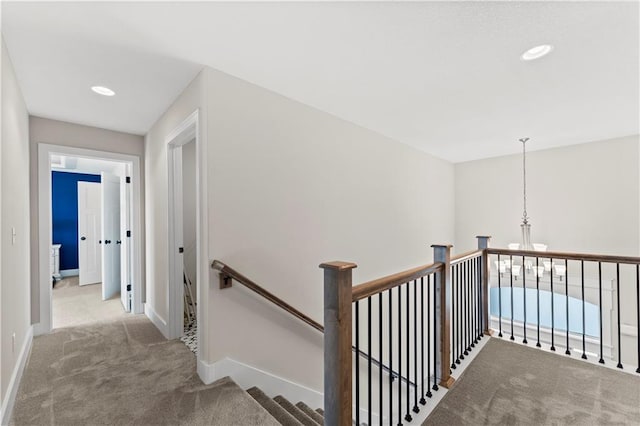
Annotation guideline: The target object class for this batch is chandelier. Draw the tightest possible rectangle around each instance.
[520,137,533,251]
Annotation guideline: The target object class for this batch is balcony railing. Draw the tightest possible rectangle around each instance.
[322,237,640,425]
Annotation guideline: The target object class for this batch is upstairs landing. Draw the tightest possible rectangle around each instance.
[425,338,640,425]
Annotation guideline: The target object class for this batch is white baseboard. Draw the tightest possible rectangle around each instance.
[198,357,323,410]
[144,303,169,339]
[32,322,49,337]
[60,269,79,277]
[1,326,33,426]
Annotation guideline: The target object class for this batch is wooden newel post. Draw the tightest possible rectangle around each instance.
[477,236,493,336]
[432,244,454,388]
[320,261,357,426]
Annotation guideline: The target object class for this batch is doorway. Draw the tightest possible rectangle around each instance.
[166,110,202,355]
[36,144,143,335]
[49,155,133,328]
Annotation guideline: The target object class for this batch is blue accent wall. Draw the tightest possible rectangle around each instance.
[52,171,101,271]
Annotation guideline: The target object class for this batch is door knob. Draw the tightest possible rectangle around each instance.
[105,240,111,244]
[80,236,86,241]
[99,240,102,244]
[116,240,121,244]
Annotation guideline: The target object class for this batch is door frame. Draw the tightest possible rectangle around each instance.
[36,143,143,335]
[165,109,205,355]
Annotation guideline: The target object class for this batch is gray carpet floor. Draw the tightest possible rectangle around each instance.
[11,315,278,426]
[52,276,126,329]
[425,338,640,425]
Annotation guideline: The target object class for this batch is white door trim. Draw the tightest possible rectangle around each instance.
[165,109,207,366]
[36,143,143,335]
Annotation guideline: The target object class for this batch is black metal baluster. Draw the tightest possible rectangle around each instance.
[478,256,483,340]
[457,263,463,362]
[523,255,528,344]
[510,255,514,341]
[581,261,587,359]
[379,292,383,426]
[471,260,476,347]
[426,275,432,398]
[462,261,468,357]
[413,279,419,414]
[636,265,640,374]
[536,257,541,347]
[405,283,412,423]
[468,259,478,348]
[598,262,604,364]
[432,274,439,392]
[388,289,393,426]
[498,254,503,338]
[565,259,571,356]
[420,277,426,405]
[398,285,403,425]
[355,301,360,426]
[616,263,623,369]
[368,297,372,426]
[451,264,457,370]
[551,257,556,352]
[467,260,472,352]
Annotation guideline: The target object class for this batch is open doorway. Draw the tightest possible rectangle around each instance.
[166,110,201,355]
[36,144,143,335]
[49,155,132,328]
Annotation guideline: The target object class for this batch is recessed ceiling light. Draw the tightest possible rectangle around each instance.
[91,86,115,96]
[521,44,554,61]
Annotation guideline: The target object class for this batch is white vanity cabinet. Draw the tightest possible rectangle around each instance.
[51,244,62,281]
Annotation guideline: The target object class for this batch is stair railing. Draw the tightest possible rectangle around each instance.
[322,237,492,426]
[210,260,414,387]
[323,235,640,425]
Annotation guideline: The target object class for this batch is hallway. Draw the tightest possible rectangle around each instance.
[10,316,275,426]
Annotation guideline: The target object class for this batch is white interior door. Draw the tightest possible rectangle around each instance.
[120,167,131,312]
[101,172,121,300]
[78,182,102,286]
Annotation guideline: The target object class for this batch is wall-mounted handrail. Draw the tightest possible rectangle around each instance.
[211,260,416,387]
[487,248,640,265]
[352,262,443,301]
[212,260,323,332]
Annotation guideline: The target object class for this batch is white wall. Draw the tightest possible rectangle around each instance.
[456,135,640,365]
[1,37,31,412]
[455,135,640,255]
[182,140,197,302]
[204,67,454,391]
[28,117,145,323]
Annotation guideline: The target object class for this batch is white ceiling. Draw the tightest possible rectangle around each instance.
[2,1,638,162]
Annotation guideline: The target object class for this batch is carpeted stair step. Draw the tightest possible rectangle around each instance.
[295,401,324,424]
[316,408,324,416]
[273,395,320,426]
[246,387,303,426]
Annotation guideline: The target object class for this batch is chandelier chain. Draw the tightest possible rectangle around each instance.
[520,137,529,224]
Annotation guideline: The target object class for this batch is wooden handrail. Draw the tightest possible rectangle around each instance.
[487,248,640,265]
[211,260,416,388]
[352,262,443,302]
[212,260,323,333]
[450,249,483,265]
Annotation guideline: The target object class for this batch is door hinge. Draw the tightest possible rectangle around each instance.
[126,230,131,237]
[126,176,131,183]
[126,284,132,291]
